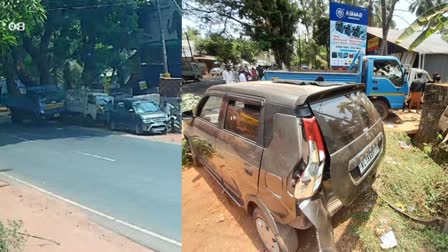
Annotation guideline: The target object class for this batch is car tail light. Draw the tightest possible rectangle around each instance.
[294,117,326,200]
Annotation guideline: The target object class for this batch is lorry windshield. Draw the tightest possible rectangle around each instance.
[373,60,403,87]
[133,101,159,113]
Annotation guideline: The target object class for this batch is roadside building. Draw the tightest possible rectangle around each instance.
[367,27,448,82]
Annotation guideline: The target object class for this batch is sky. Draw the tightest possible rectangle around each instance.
[182,1,418,35]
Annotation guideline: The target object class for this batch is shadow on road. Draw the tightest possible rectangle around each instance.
[0,112,117,148]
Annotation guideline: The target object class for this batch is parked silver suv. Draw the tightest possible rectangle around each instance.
[183,80,386,252]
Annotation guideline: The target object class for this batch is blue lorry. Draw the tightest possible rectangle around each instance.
[264,52,409,119]
[0,84,65,123]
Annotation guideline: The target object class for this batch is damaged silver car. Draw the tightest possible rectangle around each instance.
[183,80,386,252]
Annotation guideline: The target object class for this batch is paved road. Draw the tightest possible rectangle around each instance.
[0,114,181,251]
[182,77,225,96]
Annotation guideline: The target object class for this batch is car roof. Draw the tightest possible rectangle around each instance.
[115,97,155,103]
[207,80,363,107]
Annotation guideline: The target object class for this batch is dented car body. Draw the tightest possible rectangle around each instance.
[183,80,386,251]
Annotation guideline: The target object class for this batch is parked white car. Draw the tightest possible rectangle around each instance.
[210,67,223,76]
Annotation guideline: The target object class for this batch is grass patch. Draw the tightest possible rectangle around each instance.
[182,138,192,168]
[352,130,448,251]
[0,220,26,252]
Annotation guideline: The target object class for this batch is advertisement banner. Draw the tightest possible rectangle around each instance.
[329,2,368,67]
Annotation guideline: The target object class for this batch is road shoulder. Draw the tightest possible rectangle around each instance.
[0,178,152,252]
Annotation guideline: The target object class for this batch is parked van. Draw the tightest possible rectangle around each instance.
[182,61,203,83]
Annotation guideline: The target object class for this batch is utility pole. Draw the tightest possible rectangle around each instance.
[185,32,195,62]
[298,36,302,67]
[155,0,169,75]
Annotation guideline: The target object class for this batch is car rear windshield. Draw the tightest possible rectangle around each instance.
[310,91,379,153]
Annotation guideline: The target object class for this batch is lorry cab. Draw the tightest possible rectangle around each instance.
[363,56,409,118]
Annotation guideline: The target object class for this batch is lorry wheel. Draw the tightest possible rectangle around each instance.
[253,208,298,252]
[372,100,389,120]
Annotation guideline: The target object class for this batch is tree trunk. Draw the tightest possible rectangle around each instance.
[81,16,97,88]
[368,0,374,27]
[416,84,448,144]
[379,0,399,55]
[5,53,18,96]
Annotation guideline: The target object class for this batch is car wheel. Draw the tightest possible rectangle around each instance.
[135,124,143,135]
[372,100,389,120]
[109,120,117,131]
[10,111,22,124]
[196,75,202,82]
[253,208,298,252]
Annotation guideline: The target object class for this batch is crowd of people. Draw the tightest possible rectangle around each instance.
[222,65,270,84]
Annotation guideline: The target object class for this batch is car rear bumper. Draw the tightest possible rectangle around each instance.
[299,195,336,251]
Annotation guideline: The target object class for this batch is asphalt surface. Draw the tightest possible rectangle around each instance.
[182,77,225,96]
[0,113,181,251]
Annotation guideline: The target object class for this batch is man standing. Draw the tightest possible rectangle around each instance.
[408,72,426,114]
[222,65,234,84]
[239,69,247,82]
[250,67,258,81]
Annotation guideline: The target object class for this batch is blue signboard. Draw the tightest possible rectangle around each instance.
[329,2,368,67]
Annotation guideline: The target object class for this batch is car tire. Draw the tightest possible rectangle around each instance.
[253,208,298,252]
[109,120,117,131]
[186,137,202,167]
[135,124,143,135]
[372,100,389,120]
[10,111,22,124]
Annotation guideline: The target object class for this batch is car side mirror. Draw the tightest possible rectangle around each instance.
[182,110,194,119]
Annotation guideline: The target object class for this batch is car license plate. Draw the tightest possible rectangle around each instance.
[359,144,380,174]
[46,103,63,110]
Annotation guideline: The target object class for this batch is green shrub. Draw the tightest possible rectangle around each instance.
[0,220,26,252]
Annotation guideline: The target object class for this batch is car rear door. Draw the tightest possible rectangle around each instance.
[214,96,263,203]
[190,95,225,180]
[310,90,385,205]
[113,101,127,128]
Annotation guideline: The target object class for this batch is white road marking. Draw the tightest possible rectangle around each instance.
[0,172,182,247]
[77,152,116,162]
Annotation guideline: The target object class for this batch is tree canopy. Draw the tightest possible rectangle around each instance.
[185,0,301,67]
[0,0,169,93]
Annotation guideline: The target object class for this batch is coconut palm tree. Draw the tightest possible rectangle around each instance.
[409,0,443,16]
[396,3,448,50]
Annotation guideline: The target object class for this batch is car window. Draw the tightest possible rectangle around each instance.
[373,60,403,86]
[115,101,126,111]
[87,95,96,104]
[198,96,223,125]
[133,101,159,113]
[224,100,261,142]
